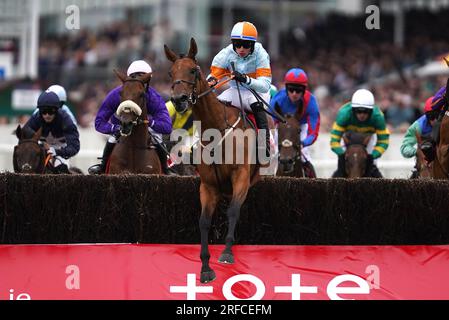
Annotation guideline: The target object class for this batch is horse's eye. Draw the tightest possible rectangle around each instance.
[190,69,196,75]
[168,71,172,78]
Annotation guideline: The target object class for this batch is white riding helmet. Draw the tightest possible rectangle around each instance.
[351,89,375,110]
[127,60,152,77]
[47,85,67,103]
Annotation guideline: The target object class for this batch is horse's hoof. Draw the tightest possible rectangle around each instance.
[218,253,234,264]
[200,270,216,284]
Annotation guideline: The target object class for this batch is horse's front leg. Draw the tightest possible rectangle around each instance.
[218,170,250,264]
[199,183,220,283]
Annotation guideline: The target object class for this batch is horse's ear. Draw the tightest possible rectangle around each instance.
[114,69,127,83]
[164,44,179,62]
[188,38,198,60]
[15,125,22,140]
[32,127,42,141]
[140,72,153,84]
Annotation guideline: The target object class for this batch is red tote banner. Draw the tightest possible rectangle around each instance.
[0,244,448,300]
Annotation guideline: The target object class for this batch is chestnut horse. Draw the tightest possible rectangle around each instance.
[107,71,161,174]
[165,38,262,283]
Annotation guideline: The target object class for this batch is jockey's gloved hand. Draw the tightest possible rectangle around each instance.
[232,71,248,84]
[206,75,217,87]
[47,147,57,157]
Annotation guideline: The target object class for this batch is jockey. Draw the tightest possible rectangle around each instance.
[24,90,80,173]
[400,96,437,177]
[330,89,389,178]
[88,60,173,175]
[418,86,448,162]
[166,99,196,163]
[269,68,320,178]
[207,21,272,159]
[43,84,77,125]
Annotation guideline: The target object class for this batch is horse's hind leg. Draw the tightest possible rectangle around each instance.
[199,183,220,283]
[218,172,249,264]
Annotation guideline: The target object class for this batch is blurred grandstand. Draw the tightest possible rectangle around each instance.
[1,0,449,177]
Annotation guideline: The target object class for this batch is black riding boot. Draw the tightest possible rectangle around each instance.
[365,156,383,178]
[250,102,270,160]
[332,154,346,178]
[367,164,383,178]
[421,140,436,162]
[156,143,177,175]
[88,141,115,174]
[55,163,70,174]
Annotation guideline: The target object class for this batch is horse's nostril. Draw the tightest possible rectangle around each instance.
[173,95,188,104]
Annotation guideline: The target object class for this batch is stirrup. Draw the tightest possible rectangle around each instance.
[88,164,104,175]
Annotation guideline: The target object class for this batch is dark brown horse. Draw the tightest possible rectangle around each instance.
[415,133,432,178]
[13,126,48,173]
[107,71,161,174]
[13,125,82,174]
[342,132,371,178]
[275,113,304,177]
[165,38,261,283]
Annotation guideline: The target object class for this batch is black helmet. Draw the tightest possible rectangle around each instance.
[37,91,61,109]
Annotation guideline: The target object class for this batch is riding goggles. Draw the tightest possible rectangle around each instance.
[232,40,252,49]
[39,107,58,115]
[353,107,372,115]
[287,85,305,94]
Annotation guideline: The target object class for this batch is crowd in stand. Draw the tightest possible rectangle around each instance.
[7,10,449,134]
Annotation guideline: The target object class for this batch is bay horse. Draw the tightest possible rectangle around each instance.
[165,38,262,283]
[275,112,304,177]
[107,71,161,174]
[13,125,82,174]
[342,131,371,178]
[432,81,449,179]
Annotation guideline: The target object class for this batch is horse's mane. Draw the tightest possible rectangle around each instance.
[344,131,370,146]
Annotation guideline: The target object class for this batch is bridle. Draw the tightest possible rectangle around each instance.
[119,78,150,137]
[278,138,301,173]
[344,143,368,176]
[170,63,201,106]
[276,115,302,174]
